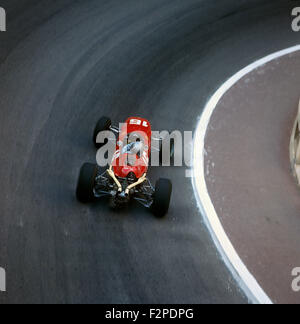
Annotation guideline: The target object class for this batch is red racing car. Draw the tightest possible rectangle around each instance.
[76,116,172,217]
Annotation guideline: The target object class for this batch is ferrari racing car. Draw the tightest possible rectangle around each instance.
[76,117,173,217]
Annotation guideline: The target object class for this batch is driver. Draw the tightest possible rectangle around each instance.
[122,133,144,157]
[130,139,143,155]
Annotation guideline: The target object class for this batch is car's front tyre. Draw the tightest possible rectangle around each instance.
[76,163,98,203]
[93,116,112,148]
[159,137,175,166]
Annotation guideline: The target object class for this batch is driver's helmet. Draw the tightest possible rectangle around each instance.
[128,132,142,143]
[122,133,144,156]
[130,140,143,155]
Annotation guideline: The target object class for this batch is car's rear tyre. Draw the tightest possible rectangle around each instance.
[76,163,98,203]
[152,178,172,217]
[93,116,112,148]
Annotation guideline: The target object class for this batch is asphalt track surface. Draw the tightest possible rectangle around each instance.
[0,0,299,304]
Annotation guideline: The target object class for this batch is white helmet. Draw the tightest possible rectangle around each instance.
[130,141,143,155]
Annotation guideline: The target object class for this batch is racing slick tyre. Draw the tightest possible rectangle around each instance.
[159,137,175,166]
[152,178,172,217]
[76,163,98,203]
[93,116,112,148]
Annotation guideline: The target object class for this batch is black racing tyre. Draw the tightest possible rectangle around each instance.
[159,138,163,165]
[152,178,172,217]
[93,116,112,148]
[169,137,175,166]
[159,137,175,166]
[76,163,98,203]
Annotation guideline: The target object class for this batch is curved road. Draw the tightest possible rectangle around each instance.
[0,0,298,304]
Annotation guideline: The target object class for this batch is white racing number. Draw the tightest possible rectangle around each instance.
[130,119,149,127]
